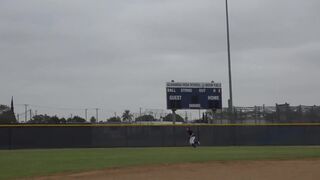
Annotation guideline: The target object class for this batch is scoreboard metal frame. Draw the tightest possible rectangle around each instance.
[166,82,222,110]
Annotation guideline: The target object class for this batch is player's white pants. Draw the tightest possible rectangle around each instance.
[189,136,196,145]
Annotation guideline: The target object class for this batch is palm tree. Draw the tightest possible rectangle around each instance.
[122,110,133,123]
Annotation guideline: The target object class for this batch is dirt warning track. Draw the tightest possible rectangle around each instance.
[31,159,320,180]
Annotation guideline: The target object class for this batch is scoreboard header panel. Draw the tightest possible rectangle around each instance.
[166,82,222,110]
[166,82,221,88]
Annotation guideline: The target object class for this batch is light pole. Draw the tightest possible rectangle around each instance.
[225,0,233,116]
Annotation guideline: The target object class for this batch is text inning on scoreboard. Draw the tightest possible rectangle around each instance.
[166,82,222,110]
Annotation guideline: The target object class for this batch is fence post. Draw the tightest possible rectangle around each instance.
[9,127,12,150]
[125,126,128,147]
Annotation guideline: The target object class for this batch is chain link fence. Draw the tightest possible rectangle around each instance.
[205,104,320,124]
[130,104,320,124]
[4,103,320,124]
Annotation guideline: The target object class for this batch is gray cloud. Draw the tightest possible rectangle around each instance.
[1,0,319,118]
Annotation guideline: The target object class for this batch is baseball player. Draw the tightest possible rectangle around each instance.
[186,127,200,148]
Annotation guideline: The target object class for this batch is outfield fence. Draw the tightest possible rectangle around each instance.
[1,124,320,149]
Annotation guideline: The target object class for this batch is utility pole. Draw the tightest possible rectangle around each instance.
[85,109,88,121]
[139,107,142,117]
[225,0,234,117]
[29,109,32,121]
[95,108,99,122]
[24,104,28,122]
[185,111,188,123]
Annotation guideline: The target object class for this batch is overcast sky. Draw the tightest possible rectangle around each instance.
[1,0,319,119]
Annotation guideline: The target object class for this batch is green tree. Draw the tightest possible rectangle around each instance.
[163,113,184,122]
[67,116,86,123]
[29,114,52,123]
[122,110,133,123]
[0,105,17,124]
[60,118,67,123]
[107,116,121,123]
[135,115,155,122]
[90,116,97,123]
[49,116,61,124]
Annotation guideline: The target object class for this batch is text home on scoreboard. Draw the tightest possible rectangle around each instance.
[166,82,222,110]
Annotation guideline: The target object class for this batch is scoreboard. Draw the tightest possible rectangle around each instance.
[166,82,222,110]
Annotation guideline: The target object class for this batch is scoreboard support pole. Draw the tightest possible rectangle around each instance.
[211,108,217,124]
[172,109,176,125]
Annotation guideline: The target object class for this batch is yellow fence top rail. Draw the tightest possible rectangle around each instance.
[1,123,320,127]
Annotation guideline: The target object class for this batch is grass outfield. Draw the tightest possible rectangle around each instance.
[1,146,320,179]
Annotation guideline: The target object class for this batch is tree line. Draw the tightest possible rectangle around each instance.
[0,109,185,124]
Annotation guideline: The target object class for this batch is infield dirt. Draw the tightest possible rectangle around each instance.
[30,159,320,180]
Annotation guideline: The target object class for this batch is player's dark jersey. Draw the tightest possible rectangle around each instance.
[187,129,194,137]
